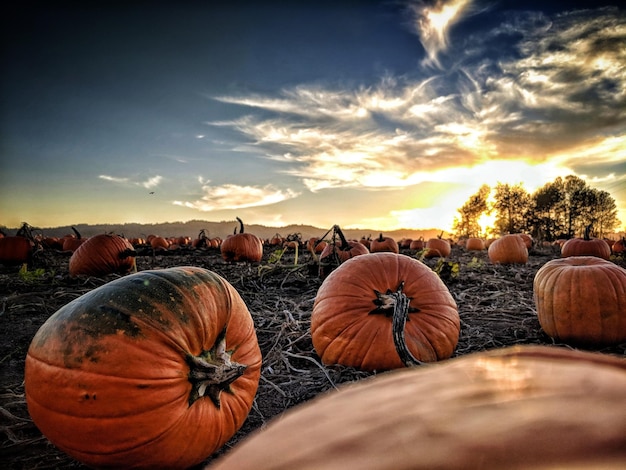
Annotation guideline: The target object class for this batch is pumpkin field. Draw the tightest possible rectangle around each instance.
[1,235,625,469]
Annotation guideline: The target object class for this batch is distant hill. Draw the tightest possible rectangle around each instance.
[4,220,449,242]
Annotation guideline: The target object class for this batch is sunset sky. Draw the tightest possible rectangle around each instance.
[2,0,625,233]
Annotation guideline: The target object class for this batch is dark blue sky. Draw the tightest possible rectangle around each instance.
[2,1,625,231]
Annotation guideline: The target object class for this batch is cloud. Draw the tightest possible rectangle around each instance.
[409,0,473,69]
[207,5,625,205]
[99,174,163,189]
[173,183,300,211]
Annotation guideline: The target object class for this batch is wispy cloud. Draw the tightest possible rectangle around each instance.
[208,5,625,201]
[99,174,163,189]
[409,0,473,69]
[173,183,299,211]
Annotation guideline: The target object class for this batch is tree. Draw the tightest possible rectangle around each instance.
[492,183,532,235]
[452,184,490,239]
[531,181,565,242]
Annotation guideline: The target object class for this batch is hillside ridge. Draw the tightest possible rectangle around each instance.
[4,220,448,242]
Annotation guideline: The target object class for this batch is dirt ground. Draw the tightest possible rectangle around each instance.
[1,243,625,469]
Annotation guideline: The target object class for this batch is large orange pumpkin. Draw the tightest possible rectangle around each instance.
[68,233,136,277]
[25,267,262,469]
[487,234,528,264]
[220,217,263,262]
[206,345,626,470]
[311,252,459,371]
[533,256,626,346]
[560,225,611,260]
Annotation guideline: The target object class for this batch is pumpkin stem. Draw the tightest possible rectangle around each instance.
[186,327,247,408]
[71,226,82,239]
[333,224,350,250]
[236,217,245,234]
[378,233,384,242]
[584,224,592,241]
[369,282,424,367]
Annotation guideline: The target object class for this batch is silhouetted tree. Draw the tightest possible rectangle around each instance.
[452,184,490,239]
[492,183,532,235]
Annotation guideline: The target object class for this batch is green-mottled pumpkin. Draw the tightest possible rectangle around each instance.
[25,266,262,470]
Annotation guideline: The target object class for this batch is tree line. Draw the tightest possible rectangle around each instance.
[453,175,621,241]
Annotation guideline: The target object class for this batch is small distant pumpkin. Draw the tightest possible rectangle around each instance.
[69,233,136,277]
[0,227,34,266]
[61,227,86,252]
[369,233,399,254]
[312,252,459,371]
[487,234,528,264]
[560,225,611,260]
[409,237,425,250]
[424,234,451,258]
[612,237,625,254]
[25,266,262,469]
[318,225,369,278]
[533,256,626,346]
[220,217,263,262]
[465,237,485,251]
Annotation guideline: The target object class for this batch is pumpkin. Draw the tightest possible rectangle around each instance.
[149,235,170,251]
[307,237,327,254]
[369,233,399,253]
[0,222,36,265]
[69,233,136,277]
[311,252,459,371]
[61,226,86,252]
[318,225,369,278]
[518,233,533,249]
[533,256,626,346]
[358,235,371,249]
[487,234,528,264]
[206,345,626,470]
[25,266,262,469]
[423,237,451,258]
[409,237,425,250]
[612,237,625,254]
[560,225,611,260]
[220,218,263,262]
[0,235,33,265]
[465,237,485,251]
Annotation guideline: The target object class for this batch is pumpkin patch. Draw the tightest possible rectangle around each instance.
[2,228,625,469]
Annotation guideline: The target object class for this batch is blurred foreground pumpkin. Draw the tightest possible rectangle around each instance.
[312,252,459,370]
[207,345,626,470]
[25,266,262,470]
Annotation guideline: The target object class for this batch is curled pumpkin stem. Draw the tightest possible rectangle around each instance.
[370,282,424,367]
[187,327,247,408]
